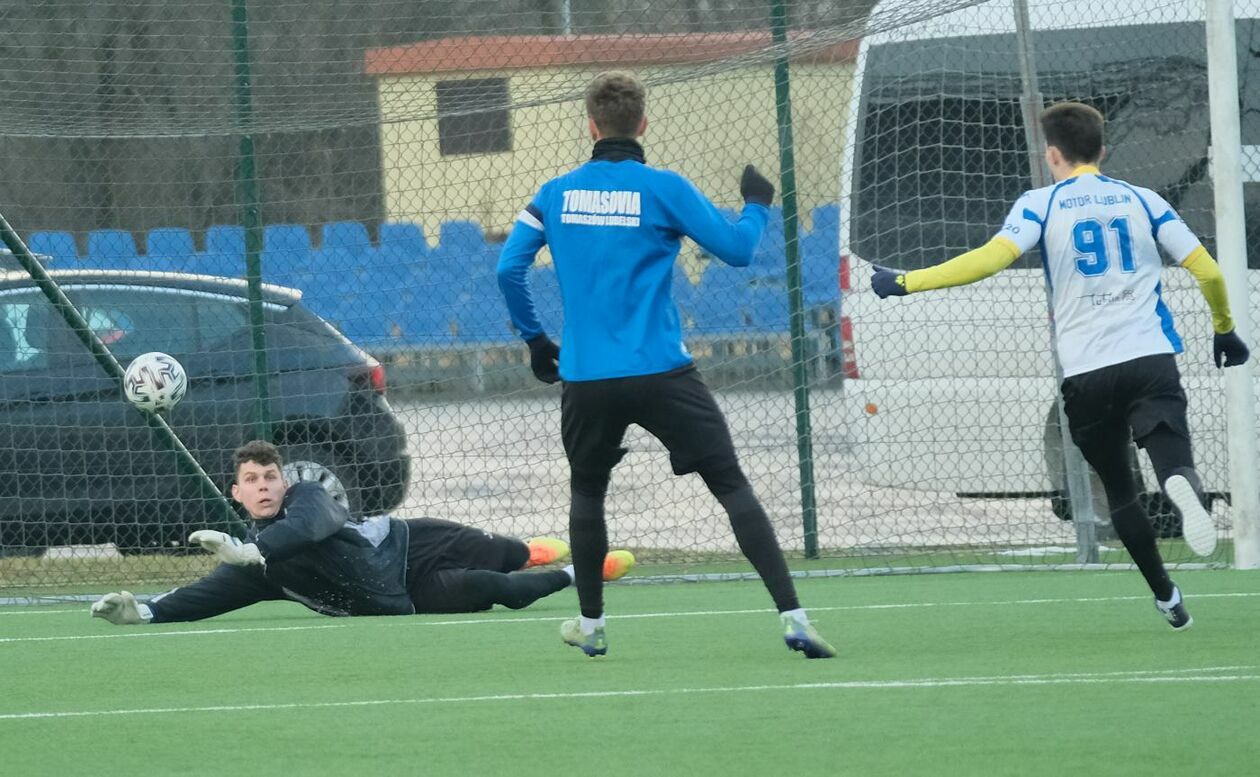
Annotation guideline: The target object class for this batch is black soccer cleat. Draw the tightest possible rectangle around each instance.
[1155,585,1193,631]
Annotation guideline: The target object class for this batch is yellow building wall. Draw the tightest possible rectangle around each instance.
[376,61,856,265]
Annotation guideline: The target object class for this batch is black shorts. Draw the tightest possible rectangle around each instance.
[561,365,738,477]
[403,518,529,613]
[1060,353,1189,456]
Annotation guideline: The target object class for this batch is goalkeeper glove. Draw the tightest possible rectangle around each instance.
[1214,329,1250,368]
[90,591,148,625]
[740,165,775,207]
[871,266,909,298]
[189,530,265,566]
[526,333,561,384]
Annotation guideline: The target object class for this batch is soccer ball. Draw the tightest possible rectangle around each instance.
[122,352,188,412]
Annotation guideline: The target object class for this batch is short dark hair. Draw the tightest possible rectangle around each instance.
[1040,102,1104,165]
[234,440,283,479]
[585,70,646,138]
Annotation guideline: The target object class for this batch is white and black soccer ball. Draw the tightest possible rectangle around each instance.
[122,352,188,413]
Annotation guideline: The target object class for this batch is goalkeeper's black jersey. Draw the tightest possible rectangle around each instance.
[147,483,415,621]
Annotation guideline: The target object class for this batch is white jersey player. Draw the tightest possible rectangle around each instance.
[871,101,1250,631]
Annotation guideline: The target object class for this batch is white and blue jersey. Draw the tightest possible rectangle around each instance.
[998,170,1201,377]
[497,140,768,382]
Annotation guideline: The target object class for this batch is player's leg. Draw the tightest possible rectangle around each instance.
[635,367,834,658]
[1062,366,1186,627]
[403,517,529,574]
[559,379,629,656]
[1127,354,1216,556]
[411,567,573,614]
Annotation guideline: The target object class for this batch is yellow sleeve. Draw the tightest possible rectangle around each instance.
[903,237,1022,293]
[1181,245,1235,334]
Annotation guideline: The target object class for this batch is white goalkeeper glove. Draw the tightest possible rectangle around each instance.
[189,530,265,566]
[90,591,150,625]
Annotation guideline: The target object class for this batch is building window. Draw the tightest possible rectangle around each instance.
[436,78,512,156]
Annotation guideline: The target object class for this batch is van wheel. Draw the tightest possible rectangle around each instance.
[281,443,363,520]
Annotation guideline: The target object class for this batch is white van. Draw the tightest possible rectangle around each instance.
[839,0,1260,525]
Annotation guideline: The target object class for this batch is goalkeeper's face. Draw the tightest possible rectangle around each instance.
[231,461,288,520]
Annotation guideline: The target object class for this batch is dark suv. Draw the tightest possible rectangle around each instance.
[0,270,411,552]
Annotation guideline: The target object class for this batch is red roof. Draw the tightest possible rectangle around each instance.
[364,33,857,76]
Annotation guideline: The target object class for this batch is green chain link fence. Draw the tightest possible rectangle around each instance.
[0,0,1248,597]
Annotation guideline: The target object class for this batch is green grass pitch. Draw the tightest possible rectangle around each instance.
[2,569,1258,776]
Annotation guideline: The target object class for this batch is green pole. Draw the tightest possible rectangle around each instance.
[770,0,819,558]
[0,216,247,537]
[230,0,272,442]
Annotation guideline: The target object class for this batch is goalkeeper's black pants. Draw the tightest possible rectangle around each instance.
[403,517,571,613]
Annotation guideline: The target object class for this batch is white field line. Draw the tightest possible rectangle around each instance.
[0,666,1255,722]
[3,591,1259,643]
[0,623,345,643]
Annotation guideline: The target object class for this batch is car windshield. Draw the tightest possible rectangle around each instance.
[0,285,250,373]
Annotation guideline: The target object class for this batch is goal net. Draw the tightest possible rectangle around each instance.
[0,0,1246,596]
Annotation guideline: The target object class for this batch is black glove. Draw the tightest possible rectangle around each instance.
[526,334,561,384]
[1214,329,1250,368]
[739,165,775,206]
[871,266,908,298]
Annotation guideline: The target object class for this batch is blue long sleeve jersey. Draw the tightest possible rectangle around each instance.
[497,147,769,382]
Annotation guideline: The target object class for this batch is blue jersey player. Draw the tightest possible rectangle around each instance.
[497,70,834,658]
[872,102,1251,630]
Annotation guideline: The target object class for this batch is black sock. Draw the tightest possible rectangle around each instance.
[1080,436,1175,601]
[570,490,608,619]
[461,569,573,610]
[716,484,800,612]
[1110,499,1174,601]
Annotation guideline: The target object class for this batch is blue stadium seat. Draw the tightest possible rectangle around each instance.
[456,301,516,341]
[87,229,140,270]
[201,225,245,278]
[438,220,485,255]
[747,286,790,331]
[690,260,751,333]
[27,231,78,268]
[146,227,197,273]
[801,204,841,306]
[379,222,428,256]
[321,221,371,251]
[373,223,428,284]
[262,224,312,287]
[686,291,746,333]
[394,302,453,345]
[318,221,374,278]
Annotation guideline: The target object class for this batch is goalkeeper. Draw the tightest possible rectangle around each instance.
[871,102,1250,631]
[90,440,634,625]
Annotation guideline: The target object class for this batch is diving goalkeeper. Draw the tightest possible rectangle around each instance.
[90,440,634,624]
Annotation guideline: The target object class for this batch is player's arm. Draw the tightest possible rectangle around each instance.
[664,166,773,268]
[497,191,561,383]
[1181,246,1234,334]
[1145,190,1249,367]
[497,197,548,341]
[872,192,1043,298]
[251,482,348,563]
[90,563,281,625]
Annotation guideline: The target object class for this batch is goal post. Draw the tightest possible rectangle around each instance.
[0,0,1255,597]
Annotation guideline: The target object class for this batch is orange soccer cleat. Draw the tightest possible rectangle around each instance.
[525,537,570,568]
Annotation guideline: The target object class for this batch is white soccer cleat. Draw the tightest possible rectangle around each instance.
[1164,475,1216,557]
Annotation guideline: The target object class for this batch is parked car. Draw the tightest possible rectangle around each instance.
[0,269,411,552]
